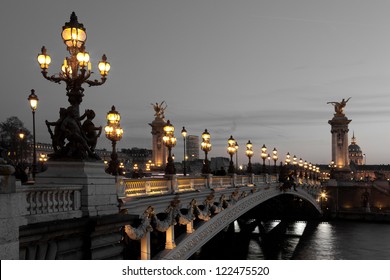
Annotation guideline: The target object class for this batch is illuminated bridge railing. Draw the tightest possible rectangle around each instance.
[120,174,280,198]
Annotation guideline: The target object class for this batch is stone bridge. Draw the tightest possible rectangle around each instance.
[119,174,322,259]
[0,162,322,260]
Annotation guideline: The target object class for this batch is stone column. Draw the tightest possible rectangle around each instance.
[149,117,167,169]
[186,222,195,234]
[329,115,351,170]
[165,225,176,249]
[0,163,27,259]
[140,231,151,260]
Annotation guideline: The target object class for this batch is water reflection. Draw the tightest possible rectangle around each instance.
[247,221,390,260]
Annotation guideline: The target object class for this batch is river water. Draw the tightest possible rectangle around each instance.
[245,220,390,260]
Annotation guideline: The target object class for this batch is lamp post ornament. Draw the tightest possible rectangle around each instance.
[38,12,110,160]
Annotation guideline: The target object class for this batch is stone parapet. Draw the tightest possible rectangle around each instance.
[0,164,27,259]
[36,161,119,217]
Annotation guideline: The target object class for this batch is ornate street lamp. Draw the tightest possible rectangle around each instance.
[285,152,291,165]
[37,12,110,160]
[292,155,298,175]
[261,144,267,173]
[104,106,123,176]
[181,127,187,176]
[163,120,177,175]
[329,160,337,179]
[28,89,38,180]
[227,135,236,174]
[267,154,271,173]
[18,129,25,164]
[272,148,278,174]
[308,162,313,180]
[245,140,253,174]
[304,160,308,178]
[201,129,212,174]
[235,141,239,171]
[298,158,304,178]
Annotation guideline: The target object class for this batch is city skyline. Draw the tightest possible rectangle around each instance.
[2,0,390,164]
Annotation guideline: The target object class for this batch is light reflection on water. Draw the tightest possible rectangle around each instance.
[248,221,390,260]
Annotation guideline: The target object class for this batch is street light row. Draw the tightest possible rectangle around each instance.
[32,13,320,178]
[284,152,321,179]
[164,123,283,176]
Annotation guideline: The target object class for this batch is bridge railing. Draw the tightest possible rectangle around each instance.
[122,178,171,197]
[19,185,83,223]
[120,174,283,198]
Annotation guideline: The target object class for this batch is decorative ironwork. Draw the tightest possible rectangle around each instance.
[38,12,110,160]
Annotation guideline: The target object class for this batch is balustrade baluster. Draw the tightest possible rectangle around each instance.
[68,190,74,210]
[42,191,48,214]
[26,192,32,214]
[63,190,69,211]
[53,192,59,212]
[47,191,53,213]
[58,191,64,212]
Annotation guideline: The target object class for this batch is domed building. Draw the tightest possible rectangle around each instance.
[348,132,364,165]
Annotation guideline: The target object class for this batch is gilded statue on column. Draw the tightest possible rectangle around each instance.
[151,101,167,120]
[327,97,351,116]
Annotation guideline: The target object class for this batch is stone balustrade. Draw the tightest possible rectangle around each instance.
[19,185,83,224]
[121,174,275,198]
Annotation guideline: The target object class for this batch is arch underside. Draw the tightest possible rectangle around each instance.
[156,187,321,260]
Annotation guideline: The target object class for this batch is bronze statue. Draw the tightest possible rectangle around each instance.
[46,108,67,153]
[327,97,351,116]
[151,101,167,120]
[81,109,102,153]
[45,106,100,160]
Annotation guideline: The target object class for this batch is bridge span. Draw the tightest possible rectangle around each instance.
[119,174,322,259]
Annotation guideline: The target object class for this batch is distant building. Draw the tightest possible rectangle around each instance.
[348,132,364,165]
[186,135,199,161]
[121,147,152,165]
[210,157,230,173]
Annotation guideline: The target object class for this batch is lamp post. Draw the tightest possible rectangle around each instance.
[329,160,336,179]
[267,154,271,173]
[28,89,38,180]
[37,12,110,159]
[272,148,278,174]
[181,127,187,176]
[227,136,236,174]
[201,129,212,174]
[104,106,123,176]
[235,141,239,171]
[298,158,303,178]
[308,162,313,180]
[285,152,291,165]
[163,120,177,175]
[18,129,25,164]
[292,155,297,175]
[245,140,253,174]
[304,160,308,179]
[261,144,267,174]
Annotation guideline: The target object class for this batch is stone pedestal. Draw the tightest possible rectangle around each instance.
[36,161,118,217]
[328,115,351,170]
[0,163,27,259]
[149,117,167,168]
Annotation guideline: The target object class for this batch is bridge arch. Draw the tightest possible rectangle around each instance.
[155,187,321,260]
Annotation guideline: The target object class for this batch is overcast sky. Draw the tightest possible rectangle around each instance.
[2,0,390,165]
